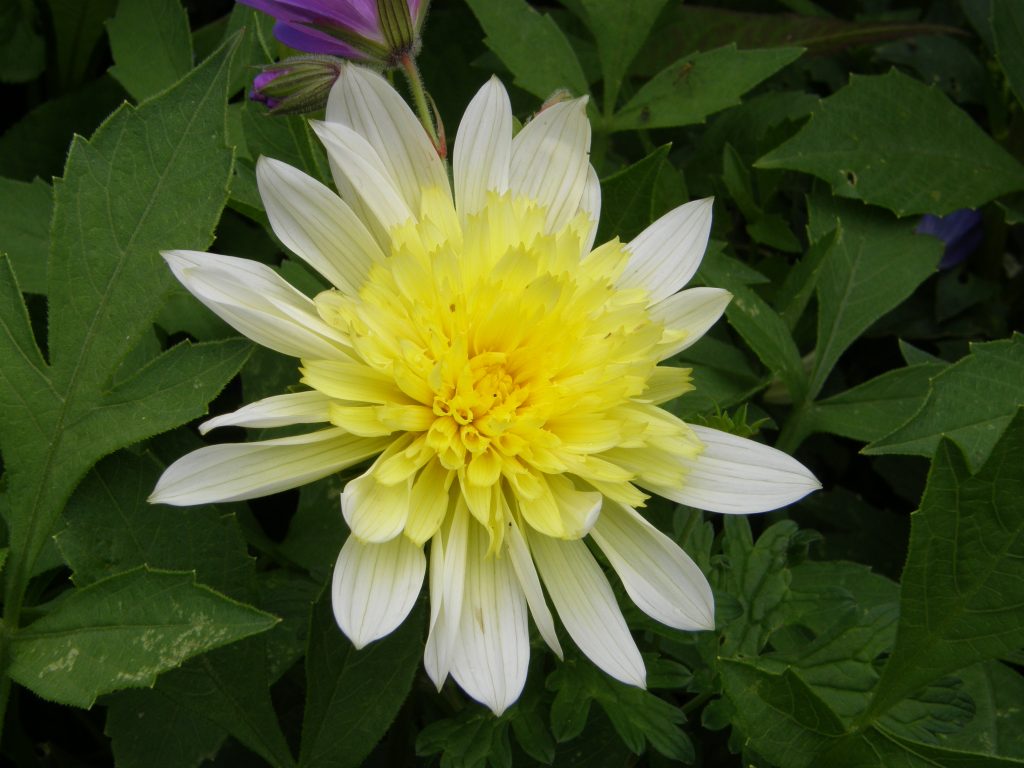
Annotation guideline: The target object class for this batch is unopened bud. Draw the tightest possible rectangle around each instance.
[249,56,344,115]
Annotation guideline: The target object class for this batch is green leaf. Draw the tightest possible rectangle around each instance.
[758,70,1024,216]
[58,449,297,768]
[107,0,193,101]
[716,518,801,657]
[106,686,227,768]
[464,0,589,100]
[866,410,1024,720]
[299,590,423,768]
[639,6,967,70]
[699,251,807,402]
[809,362,946,442]
[820,727,1024,768]
[0,37,240,630]
[594,144,670,244]
[724,658,1020,768]
[0,75,126,182]
[993,0,1024,108]
[577,0,668,112]
[719,661,846,768]
[806,197,941,399]
[57,451,255,596]
[610,44,803,132]
[548,659,694,761]
[46,0,118,89]
[865,336,1024,469]
[0,0,45,83]
[279,474,350,579]
[153,642,297,768]
[416,710,512,768]
[241,103,330,184]
[945,662,1024,759]
[8,567,277,708]
[673,335,763,418]
[0,176,51,295]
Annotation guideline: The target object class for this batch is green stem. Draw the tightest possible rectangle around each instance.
[398,53,439,151]
[681,690,714,717]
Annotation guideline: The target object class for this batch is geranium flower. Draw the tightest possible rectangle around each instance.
[239,0,428,65]
[151,65,819,715]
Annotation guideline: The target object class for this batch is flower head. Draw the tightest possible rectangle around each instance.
[240,0,428,66]
[151,65,820,715]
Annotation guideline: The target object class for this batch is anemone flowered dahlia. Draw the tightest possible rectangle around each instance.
[151,64,820,714]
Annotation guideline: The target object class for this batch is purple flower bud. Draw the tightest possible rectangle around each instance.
[248,56,343,115]
[238,0,429,66]
[915,209,984,269]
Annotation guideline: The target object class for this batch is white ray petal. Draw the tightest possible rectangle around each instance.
[578,164,601,255]
[162,250,351,360]
[526,530,646,688]
[311,120,415,238]
[620,198,713,304]
[505,520,562,657]
[149,429,390,506]
[651,287,732,359]
[325,65,449,214]
[450,521,530,715]
[340,470,411,543]
[454,77,512,220]
[332,533,425,649]
[591,502,714,631]
[256,157,384,294]
[199,390,332,434]
[424,503,469,689]
[509,97,591,233]
[645,425,821,514]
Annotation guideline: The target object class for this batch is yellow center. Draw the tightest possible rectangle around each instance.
[302,187,702,546]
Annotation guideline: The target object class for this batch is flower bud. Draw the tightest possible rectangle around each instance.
[248,55,343,115]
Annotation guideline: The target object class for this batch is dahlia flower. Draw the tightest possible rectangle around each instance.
[151,64,819,714]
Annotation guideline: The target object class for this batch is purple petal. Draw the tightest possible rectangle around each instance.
[272,21,372,58]
[239,0,380,37]
[916,209,983,269]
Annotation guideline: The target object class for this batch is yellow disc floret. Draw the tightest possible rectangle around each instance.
[302,186,702,548]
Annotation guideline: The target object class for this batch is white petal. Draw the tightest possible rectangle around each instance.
[311,120,415,238]
[591,502,714,631]
[424,502,469,689]
[650,287,732,359]
[578,164,601,255]
[450,521,530,715]
[256,157,383,294]
[454,77,512,220]
[149,429,390,506]
[509,97,591,233]
[505,520,562,658]
[332,533,425,649]
[340,470,411,543]
[526,530,646,688]
[645,425,821,514]
[620,198,713,304]
[549,475,602,539]
[199,390,332,434]
[325,65,449,215]
[162,250,351,360]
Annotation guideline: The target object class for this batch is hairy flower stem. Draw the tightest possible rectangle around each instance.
[399,53,440,153]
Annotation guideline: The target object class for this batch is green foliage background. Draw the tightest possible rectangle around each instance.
[1,0,1023,765]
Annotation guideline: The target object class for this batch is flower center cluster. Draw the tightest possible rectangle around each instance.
[304,187,701,542]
